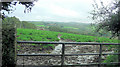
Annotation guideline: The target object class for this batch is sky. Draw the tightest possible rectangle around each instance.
[6,0,112,23]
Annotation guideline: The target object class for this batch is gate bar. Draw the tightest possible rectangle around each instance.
[17,41,120,45]
[17,53,120,56]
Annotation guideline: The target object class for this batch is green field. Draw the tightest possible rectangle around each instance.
[17,28,119,50]
[17,28,59,41]
[36,25,45,27]
[61,33,118,43]
[64,26,79,29]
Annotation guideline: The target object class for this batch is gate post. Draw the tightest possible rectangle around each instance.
[2,23,17,67]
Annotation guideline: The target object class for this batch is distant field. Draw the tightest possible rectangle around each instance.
[36,25,45,27]
[64,26,79,29]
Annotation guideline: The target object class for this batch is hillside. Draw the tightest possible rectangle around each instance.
[28,21,112,37]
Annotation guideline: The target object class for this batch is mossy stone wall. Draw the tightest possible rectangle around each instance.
[2,23,16,67]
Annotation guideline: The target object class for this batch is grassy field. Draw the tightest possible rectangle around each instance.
[60,33,118,43]
[36,25,46,27]
[17,28,59,41]
[17,28,119,50]
[64,26,79,29]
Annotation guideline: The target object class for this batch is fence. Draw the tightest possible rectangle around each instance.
[17,41,120,67]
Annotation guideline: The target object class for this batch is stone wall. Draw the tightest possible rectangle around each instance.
[2,23,17,67]
[0,16,2,67]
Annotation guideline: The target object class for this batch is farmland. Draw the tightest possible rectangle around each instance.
[17,28,59,41]
[64,26,79,29]
[36,25,46,27]
[28,21,112,37]
[17,28,119,50]
[61,33,118,43]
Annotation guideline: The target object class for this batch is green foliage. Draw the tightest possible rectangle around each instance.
[103,55,118,63]
[48,26,69,33]
[21,21,37,29]
[31,44,36,46]
[17,45,21,48]
[103,55,118,67]
[17,49,20,51]
[91,0,120,37]
[2,1,36,18]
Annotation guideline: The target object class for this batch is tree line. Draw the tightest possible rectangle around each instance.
[2,16,37,29]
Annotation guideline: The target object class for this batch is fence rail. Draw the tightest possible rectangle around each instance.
[17,41,120,67]
[17,41,119,45]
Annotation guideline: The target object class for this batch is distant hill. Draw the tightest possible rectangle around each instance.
[28,21,91,33]
[27,21,111,37]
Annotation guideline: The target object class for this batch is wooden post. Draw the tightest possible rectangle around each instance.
[2,23,17,67]
[61,44,65,67]
[98,44,102,67]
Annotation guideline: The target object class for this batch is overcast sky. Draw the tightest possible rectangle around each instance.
[7,0,112,23]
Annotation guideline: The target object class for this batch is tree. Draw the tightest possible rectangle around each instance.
[91,0,120,38]
[1,0,38,18]
[2,16,37,29]
[91,0,120,66]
